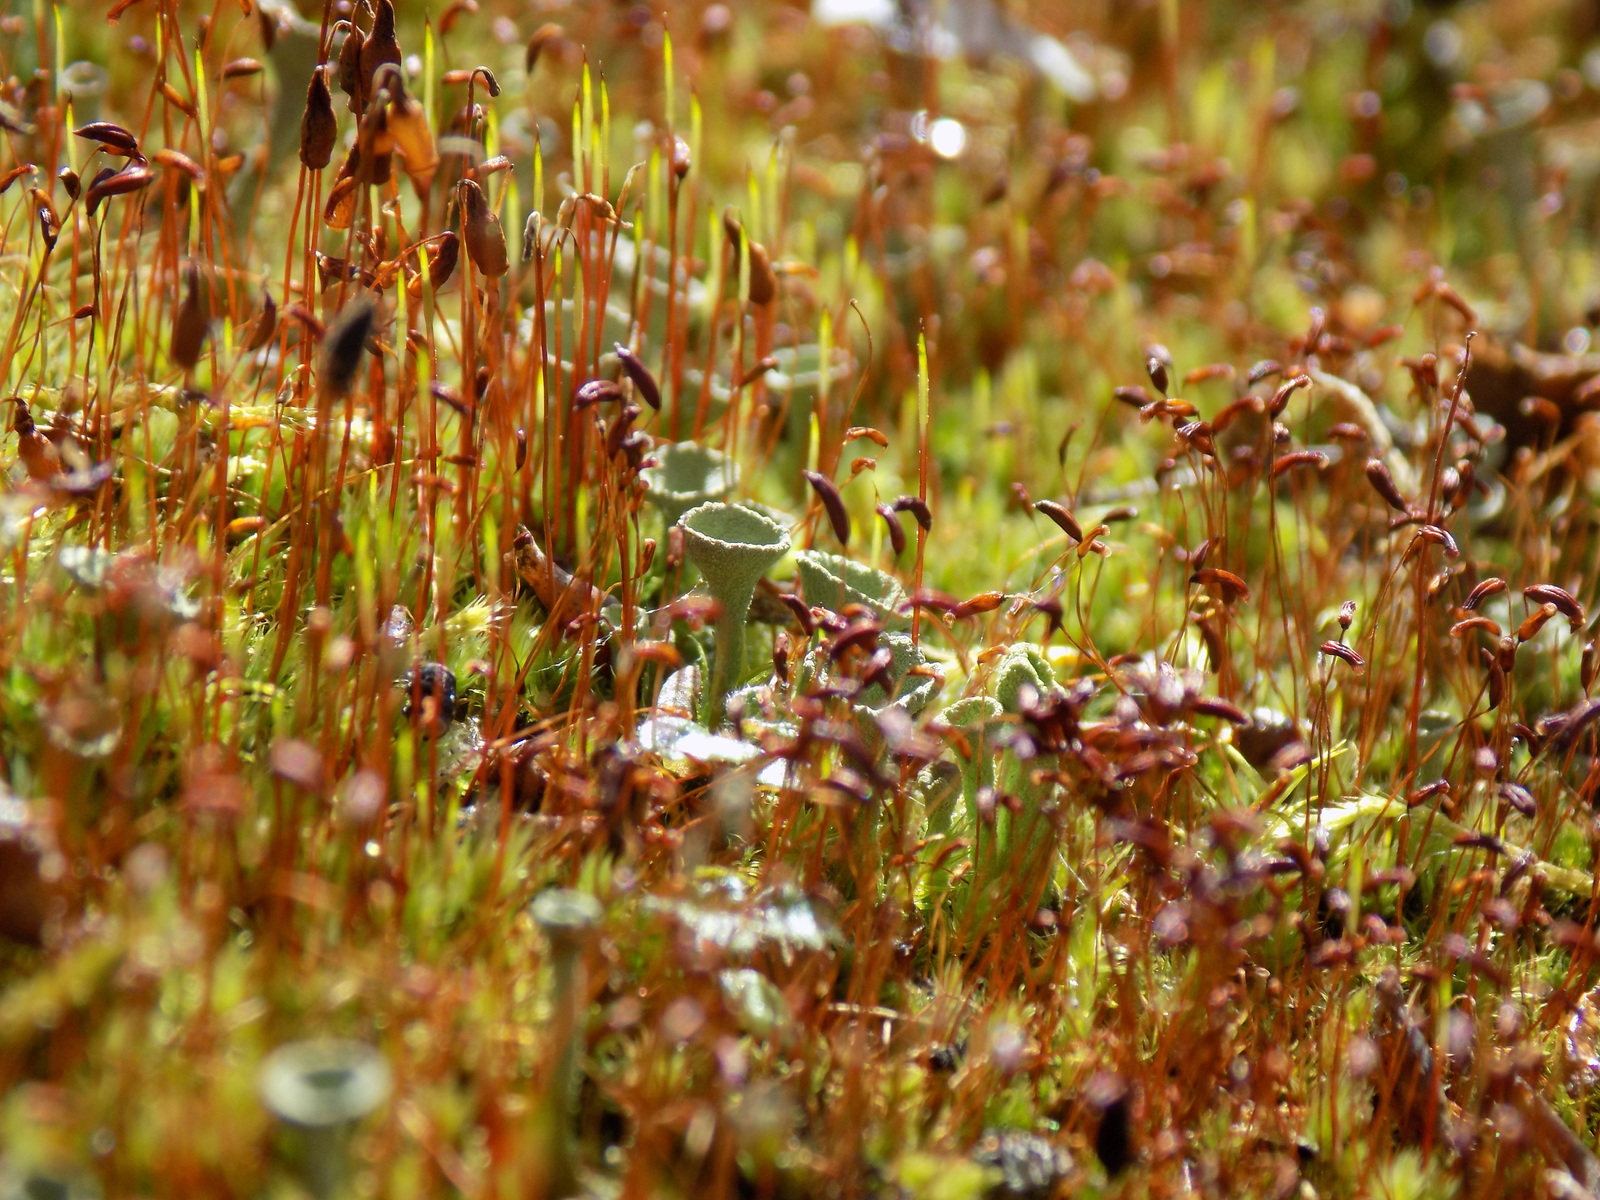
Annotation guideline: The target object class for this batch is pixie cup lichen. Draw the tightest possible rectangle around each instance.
[259,1039,392,1200]
[793,549,909,630]
[530,888,603,1199]
[642,442,739,529]
[938,696,1004,929]
[680,502,791,726]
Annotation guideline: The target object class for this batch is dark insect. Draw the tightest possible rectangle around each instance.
[401,662,458,732]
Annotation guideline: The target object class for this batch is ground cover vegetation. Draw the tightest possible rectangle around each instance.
[6,0,1600,1196]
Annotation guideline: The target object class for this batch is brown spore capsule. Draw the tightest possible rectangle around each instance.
[804,469,850,546]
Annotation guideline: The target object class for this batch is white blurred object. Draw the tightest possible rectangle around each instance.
[1023,32,1096,101]
[813,0,1097,102]
[813,0,897,25]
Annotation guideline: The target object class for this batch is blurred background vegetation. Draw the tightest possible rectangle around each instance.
[5,1,1600,1198]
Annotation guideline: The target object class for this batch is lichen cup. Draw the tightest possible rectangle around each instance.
[259,1039,392,1200]
[642,442,739,530]
[793,549,909,630]
[529,889,603,1199]
[939,696,1004,928]
[680,503,791,726]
